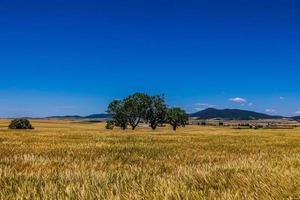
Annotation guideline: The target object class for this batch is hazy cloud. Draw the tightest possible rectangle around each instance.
[265,108,277,114]
[295,111,300,115]
[279,97,285,100]
[229,97,247,105]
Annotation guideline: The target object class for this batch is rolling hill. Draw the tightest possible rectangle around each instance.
[46,113,113,120]
[46,108,290,121]
[292,116,300,121]
[190,108,282,120]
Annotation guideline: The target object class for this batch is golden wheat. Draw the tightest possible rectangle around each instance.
[0,119,299,199]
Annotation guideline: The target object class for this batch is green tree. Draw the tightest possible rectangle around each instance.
[146,95,167,130]
[167,107,188,131]
[107,100,128,130]
[123,93,151,130]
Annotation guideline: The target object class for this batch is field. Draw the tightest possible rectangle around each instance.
[0,119,300,200]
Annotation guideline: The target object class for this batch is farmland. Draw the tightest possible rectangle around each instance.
[0,119,300,199]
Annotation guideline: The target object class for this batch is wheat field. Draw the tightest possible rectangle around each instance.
[0,119,300,200]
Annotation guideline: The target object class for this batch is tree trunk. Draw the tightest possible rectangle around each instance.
[151,122,157,130]
[151,125,156,130]
[131,117,140,130]
[172,125,177,131]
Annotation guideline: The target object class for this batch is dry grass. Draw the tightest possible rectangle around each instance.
[0,119,300,200]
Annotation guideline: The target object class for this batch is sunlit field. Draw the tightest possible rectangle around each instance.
[0,119,300,199]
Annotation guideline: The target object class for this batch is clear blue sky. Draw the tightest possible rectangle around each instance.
[0,0,299,117]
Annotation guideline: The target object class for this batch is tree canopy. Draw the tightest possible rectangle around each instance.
[123,93,152,130]
[107,100,128,130]
[166,107,189,131]
[145,95,167,130]
[106,93,188,131]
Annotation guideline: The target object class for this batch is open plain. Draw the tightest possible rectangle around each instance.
[0,119,300,199]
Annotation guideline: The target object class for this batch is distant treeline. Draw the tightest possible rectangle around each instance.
[106,93,188,131]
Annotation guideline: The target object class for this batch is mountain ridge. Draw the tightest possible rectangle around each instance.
[46,113,113,119]
[292,116,300,120]
[189,108,283,120]
[44,109,299,120]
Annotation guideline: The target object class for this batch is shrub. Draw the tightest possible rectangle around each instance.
[9,118,34,130]
[105,120,115,129]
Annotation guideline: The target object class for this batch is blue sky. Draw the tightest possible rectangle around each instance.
[0,0,300,117]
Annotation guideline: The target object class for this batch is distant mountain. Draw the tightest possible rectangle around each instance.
[46,108,287,121]
[190,108,282,120]
[46,113,113,120]
[45,115,83,119]
[85,114,114,119]
[292,116,300,121]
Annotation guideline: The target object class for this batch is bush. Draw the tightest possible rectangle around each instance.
[105,120,115,129]
[9,118,34,130]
